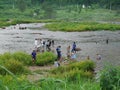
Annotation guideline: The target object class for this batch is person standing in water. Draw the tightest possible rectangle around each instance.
[72,42,76,53]
[106,39,109,44]
[56,46,62,61]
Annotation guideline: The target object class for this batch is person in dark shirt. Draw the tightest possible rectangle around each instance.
[72,42,76,52]
[106,39,109,44]
[56,46,62,61]
[51,40,54,47]
[31,50,37,64]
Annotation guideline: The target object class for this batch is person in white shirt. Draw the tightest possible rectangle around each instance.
[34,38,38,49]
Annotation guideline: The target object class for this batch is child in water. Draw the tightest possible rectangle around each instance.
[71,51,76,60]
[96,54,102,60]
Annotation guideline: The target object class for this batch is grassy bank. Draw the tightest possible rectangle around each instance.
[45,22,120,32]
[0,19,59,28]
[0,52,120,89]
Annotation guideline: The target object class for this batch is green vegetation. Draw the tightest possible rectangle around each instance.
[36,52,57,66]
[0,51,119,90]
[0,0,120,22]
[0,52,32,66]
[0,0,119,89]
[100,65,120,90]
[0,74,100,90]
[0,19,59,28]
[0,1,119,29]
[0,52,31,75]
[50,60,95,79]
[0,59,27,75]
[45,22,120,32]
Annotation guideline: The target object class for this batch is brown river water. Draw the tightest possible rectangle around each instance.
[0,23,120,71]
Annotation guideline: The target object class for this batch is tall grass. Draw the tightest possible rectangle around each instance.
[50,60,95,80]
[0,65,42,90]
[0,65,100,90]
[0,52,32,65]
[100,65,120,90]
[0,52,31,75]
[45,22,120,32]
[38,77,100,90]
[36,52,57,66]
[0,52,120,90]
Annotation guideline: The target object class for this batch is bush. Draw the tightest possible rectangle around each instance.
[65,70,94,81]
[0,59,28,75]
[51,60,95,74]
[100,66,120,90]
[51,60,95,79]
[36,52,56,66]
[12,51,32,65]
[67,60,95,72]
[0,52,32,65]
[0,52,12,64]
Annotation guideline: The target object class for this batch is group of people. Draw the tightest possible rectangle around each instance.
[34,38,54,52]
[31,38,54,63]
[31,39,102,65]
[56,42,77,62]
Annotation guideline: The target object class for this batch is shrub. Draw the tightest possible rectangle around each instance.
[0,52,12,64]
[51,60,95,74]
[12,51,32,65]
[36,52,56,66]
[0,52,32,66]
[51,60,95,79]
[65,70,94,81]
[100,65,120,90]
[67,60,95,72]
[0,59,28,75]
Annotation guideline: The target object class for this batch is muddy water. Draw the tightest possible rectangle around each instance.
[0,23,120,71]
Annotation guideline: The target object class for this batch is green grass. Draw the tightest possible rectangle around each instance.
[0,52,119,90]
[50,60,95,80]
[0,61,99,90]
[0,19,60,28]
[100,65,120,90]
[36,52,57,66]
[45,22,120,32]
[0,52,32,65]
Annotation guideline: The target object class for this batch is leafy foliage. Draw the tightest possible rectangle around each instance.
[100,65,120,90]
[0,59,27,75]
[51,60,95,80]
[0,52,31,75]
[12,51,32,65]
[36,52,57,66]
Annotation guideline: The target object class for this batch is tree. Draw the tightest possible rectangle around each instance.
[41,2,56,19]
[17,0,26,12]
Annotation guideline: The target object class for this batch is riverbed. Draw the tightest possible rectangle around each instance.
[0,23,120,71]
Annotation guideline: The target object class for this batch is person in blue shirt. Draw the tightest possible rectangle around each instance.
[72,42,76,52]
[56,46,62,61]
[31,50,37,64]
